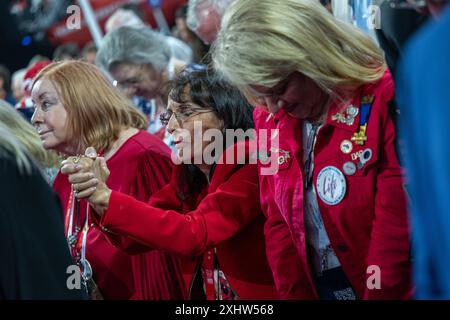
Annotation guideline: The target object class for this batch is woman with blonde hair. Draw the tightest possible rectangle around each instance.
[30,60,185,300]
[0,122,86,299]
[0,99,59,184]
[213,0,411,299]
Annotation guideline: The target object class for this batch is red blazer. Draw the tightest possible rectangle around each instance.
[254,71,411,299]
[55,130,185,300]
[96,142,278,300]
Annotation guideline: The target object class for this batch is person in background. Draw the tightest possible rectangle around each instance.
[320,0,333,12]
[96,26,188,144]
[375,0,429,78]
[173,4,209,63]
[15,61,53,122]
[81,42,97,65]
[213,0,411,299]
[396,3,450,300]
[104,8,193,63]
[0,100,59,185]
[0,64,15,105]
[11,68,26,103]
[27,54,51,68]
[53,43,80,61]
[187,0,234,45]
[30,60,185,300]
[0,122,86,300]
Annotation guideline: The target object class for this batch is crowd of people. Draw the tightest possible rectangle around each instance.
[0,0,449,300]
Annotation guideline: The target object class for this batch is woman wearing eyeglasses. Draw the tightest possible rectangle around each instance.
[62,68,278,300]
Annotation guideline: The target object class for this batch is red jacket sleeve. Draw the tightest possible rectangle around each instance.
[92,150,173,255]
[364,87,412,299]
[99,163,262,257]
[261,174,318,300]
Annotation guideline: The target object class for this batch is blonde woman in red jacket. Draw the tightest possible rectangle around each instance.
[62,68,278,300]
[212,0,411,299]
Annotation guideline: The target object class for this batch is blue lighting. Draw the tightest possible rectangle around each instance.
[21,36,32,46]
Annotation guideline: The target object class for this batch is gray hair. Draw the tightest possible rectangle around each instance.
[187,0,234,31]
[96,26,172,72]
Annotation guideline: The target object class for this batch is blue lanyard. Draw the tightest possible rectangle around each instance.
[359,96,374,127]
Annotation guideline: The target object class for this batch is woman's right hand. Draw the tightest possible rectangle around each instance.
[61,147,112,216]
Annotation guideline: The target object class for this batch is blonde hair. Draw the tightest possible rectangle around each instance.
[0,122,33,174]
[212,0,386,98]
[0,100,59,168]
[33,61,148,154]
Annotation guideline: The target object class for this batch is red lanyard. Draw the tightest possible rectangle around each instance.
[65,189,89,260]
[64,189,76,239]
[202,249,216,300]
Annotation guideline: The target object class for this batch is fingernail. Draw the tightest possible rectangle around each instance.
[85,147,97,158]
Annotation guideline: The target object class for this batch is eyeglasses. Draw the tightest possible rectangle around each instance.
[160,107,214,126]
[113,77,141,91]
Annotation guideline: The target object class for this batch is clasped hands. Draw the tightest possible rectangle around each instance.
[61,147,111,216]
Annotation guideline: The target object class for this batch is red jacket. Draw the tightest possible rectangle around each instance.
[254,71,411,299]
[55,130,185,300]
[96,142,278,300]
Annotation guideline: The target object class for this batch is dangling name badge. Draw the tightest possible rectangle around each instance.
[316,166,347,205]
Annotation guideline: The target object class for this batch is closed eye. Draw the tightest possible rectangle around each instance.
[42,101,53,111]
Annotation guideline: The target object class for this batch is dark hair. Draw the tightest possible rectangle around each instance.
[121,3,146,22]
[169,67,254,131]
[82,41,97,55]
[0,64,11,92]
[175,4,188,19]
[53,43,80,61]
[169,67,254,199]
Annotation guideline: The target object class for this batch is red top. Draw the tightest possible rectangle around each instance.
[95,141,278,300]
[254,70,412,299]
[54,130,185,299]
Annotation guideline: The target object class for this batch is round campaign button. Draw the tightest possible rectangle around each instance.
[316,166,347,205]
[340,139,353,154]
[347,105,359,117]
[342,161,356,176]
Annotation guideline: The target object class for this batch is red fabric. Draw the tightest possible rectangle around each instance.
[23,61,53,96]
[54,130,185,300]
[96,141,278,300]
[254,71,412,300]
[46,0,187,47]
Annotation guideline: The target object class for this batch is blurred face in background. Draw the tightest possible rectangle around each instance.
[31,78,71,154]
[194,2,222,44]
[109,62,164,100]
[12,75,24,102]
[83,51,97,65]
[176,17,194,44]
